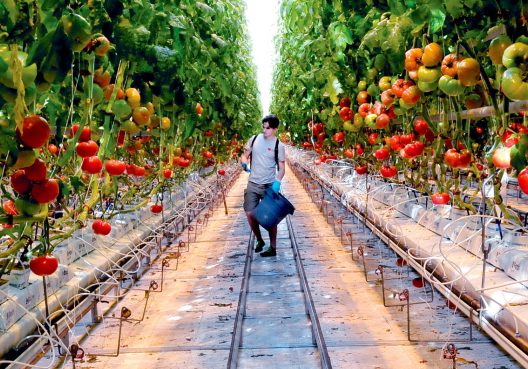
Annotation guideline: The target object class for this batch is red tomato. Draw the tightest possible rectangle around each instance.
[82,156,103,174]
[431,192,450,205]
[356,91,371,104]
[24,158,48,182]
[202,150,214,159]
[492,147,511,169]
[17,115,51,149]
[31,179,59,203]
[374,148,390,160]
[390,135,404,151]
[355,144,364,155]
[339,107,353,121]
[333,131,345,143]
[218,169,226,176]
[92,219,112,235]
[380,89,396,107]
[117,130,126,147]
[501,131,519,148]
[355,165,368,174]
[134,165,146,176]
[2,200,18,215]
[195,103,203,116]
[358,103,371,118]
[29,255,59,276]
[368,133,379,145]
[163,169,173,178]
[401,85,421,105]
[344,148,354,158]
[391,79,414,97]
[375,113,390,129]
[105,160,126,176]
[76,140,99,157]
[69,124,91,142]
[205,130,214,137]
[11,170,32,194]
[312,123,324,135]
[414,118,430,135]
[518,168,528,194]
[339,97,351,108]
[444,149,472,169]
[380,165,397,178]
[403,141,425,158]
[151,204,163,213]
[47,144,59,155]
[302,141,312,148]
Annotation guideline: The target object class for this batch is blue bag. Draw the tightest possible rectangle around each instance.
[251,187,295,230]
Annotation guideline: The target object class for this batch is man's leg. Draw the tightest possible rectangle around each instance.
[268,225,277,249]
[246,211,263,243]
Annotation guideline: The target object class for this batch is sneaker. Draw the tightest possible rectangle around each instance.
[255,240,265,253]
[259,246,276,257]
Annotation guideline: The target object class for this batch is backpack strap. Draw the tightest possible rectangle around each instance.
[274,138,280,169]
[249,134,259,167]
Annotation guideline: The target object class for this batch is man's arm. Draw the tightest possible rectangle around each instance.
[276,161,285,181]
[240,147,251,172]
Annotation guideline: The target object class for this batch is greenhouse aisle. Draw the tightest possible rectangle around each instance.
[53,164,521,369]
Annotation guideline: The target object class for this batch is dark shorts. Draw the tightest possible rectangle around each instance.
[243,181,271,212]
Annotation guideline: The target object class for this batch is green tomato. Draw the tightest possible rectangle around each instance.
[502,67,528,101]
[378,76,392,91]
[417,66,442,83]
[112,100,132,119]
[12,149,37,169]
[357,80,367,91]
[488,35,512,65]
[364,113,378,128]
[417,79,438,92]
[374,54,386,70]
[15,198,47,217]
[502,42,528,69]
[343,120,357,132]
[367,68,379,80]
[438,75,465,96]
[62,13,92,52]
[367,83,379,97]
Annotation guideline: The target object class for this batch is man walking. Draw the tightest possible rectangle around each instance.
[240,115,286,257]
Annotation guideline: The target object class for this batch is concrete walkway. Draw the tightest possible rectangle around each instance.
[49,165,521,369]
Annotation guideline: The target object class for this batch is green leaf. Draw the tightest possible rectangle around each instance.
[444,0,465,18]
[323,75,343,105]
[1,0,17,24]
[388,0,407,16]
[429,8,445,33]
[69,176,84,193]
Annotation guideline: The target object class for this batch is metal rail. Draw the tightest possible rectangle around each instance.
[226,233,254,369]
[227,217,333,369]
[286,215,333,369]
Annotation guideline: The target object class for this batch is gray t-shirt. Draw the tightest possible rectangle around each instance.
[245,134,286,185]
